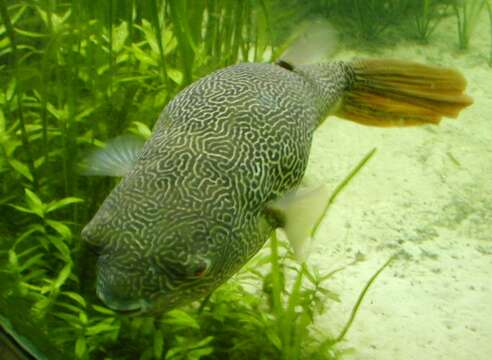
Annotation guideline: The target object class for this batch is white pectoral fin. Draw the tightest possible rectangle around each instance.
[81,135,146,177]
[269,185,332,263]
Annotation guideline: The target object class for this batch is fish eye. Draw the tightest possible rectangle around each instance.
[190,260,210,278]
[163,259,210,279]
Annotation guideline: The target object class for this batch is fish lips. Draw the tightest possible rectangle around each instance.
[96,283,151,315]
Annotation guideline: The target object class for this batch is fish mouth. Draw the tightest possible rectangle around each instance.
[116,307,145,317]
[102,298,151,316]
[96,284,150,314]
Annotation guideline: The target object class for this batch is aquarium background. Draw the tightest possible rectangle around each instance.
[0,0,491,359]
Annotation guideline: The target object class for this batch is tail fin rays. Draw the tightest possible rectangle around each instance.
[335,59,473,127]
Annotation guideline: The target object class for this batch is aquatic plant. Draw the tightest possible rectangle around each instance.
[263,149,395,360]
[486,0,492,66]
[452,0,486,49]
[412,0,451,42]
[328,0,412,41]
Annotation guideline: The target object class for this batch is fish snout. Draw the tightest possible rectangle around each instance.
[96,277,149,313]
[81,223,105,255]
[80,223,96,243]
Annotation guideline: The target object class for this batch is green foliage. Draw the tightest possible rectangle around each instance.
[412,0,452,42]
[5,188,82,319]
[486,0,492,65]
[284,0,487,54]
[452,0,486,49]
[326,0,414,41]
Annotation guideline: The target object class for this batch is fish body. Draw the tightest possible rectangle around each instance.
[82,59,472,313]
[83,62,350,311]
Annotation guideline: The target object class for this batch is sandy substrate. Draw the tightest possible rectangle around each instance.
[304,15,492,360]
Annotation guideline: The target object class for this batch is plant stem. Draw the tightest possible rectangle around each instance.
[283,263,305,359]
[0,0,38,189]
[311,148,377,237]
[258,0,274,62]
[454,0,486,49]
[40,0,54,173]
[149,0,171,93]
[335,254,397,342]
[270,231,284,322]
[487,0,492,66]
[168,0,195,86]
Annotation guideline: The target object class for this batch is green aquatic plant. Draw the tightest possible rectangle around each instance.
[6,189,82,318]
[0,0,38,189]
[486,0,492,66]
[412,0,451,42]
[265,149,377,360]
[452,0,486,49]
[328,0,412,41]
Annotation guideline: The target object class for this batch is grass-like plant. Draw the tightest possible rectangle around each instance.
[413,0,451,42]
[452,0,486,49]
[328,0,412,41]
[486,0,492,66]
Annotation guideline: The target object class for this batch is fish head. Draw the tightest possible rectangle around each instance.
[81,191,227,314]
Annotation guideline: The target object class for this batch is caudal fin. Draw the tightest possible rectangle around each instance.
[335,59,473,127]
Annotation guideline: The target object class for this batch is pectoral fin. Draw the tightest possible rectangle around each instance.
[267,185,332,262]
[81,135,146,177]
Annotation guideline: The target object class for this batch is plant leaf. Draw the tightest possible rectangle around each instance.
[86,322,119,336]
[46,197,83,213]
[9,204,36,215]
[8,159,33,181]
[92,305,116,315]
[161,309,200,330]
[48,235,71,260]
[75,336,87,359]
[62,291,87,308]
[167,68,183,85]
[24,188,45,217]
[153,329,164,359]
[53,263,72,289]
[112,21,129,52]
[46,220,72,240]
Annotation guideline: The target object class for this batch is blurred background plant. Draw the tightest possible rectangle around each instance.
[412,0,453,43]
[487,0,492,65]
[0,0,486,359]
[275,0,489,49]
[325,0,413,41]
[452,0,486,49]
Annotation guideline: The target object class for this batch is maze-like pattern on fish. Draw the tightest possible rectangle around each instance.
[83,61,350,311]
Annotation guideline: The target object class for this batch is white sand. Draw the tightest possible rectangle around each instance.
[305,13,492,360]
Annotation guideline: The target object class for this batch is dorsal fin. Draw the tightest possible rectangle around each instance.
[278,18,338,66]
[276,60,294,71]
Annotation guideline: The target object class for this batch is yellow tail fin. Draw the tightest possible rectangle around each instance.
[335,59,473,127]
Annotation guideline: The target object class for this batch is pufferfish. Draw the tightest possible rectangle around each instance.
[81,43,472,313]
